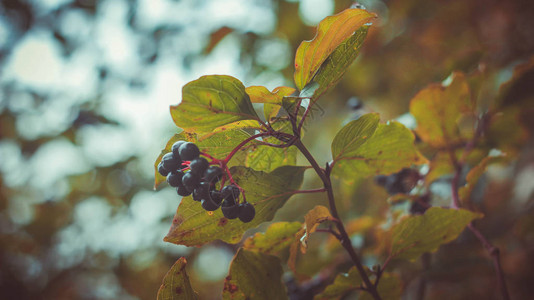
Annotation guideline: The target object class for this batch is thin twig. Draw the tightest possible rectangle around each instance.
[449,113,510,300]
[294,139,382,300]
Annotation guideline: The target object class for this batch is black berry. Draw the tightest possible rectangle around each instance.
[177,185,192,197]
[161,152,182,172]
[210,190,223,205]
[238,202,255,223]
[158,162,169,176]
[204,166,223,183]
[171,140,186,157]
[193,182,210,201]
[179,142,200,161]
[167,171,184,187]
[190,157,209,175]
[221,197,239,219]
[182,172,201,190]
[222,185,240,200]
[201,198,220,211]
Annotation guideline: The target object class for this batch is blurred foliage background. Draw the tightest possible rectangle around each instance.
[0,0,533,299]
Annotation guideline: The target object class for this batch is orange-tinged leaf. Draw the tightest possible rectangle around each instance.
[246,86,296,121]
[302,205,332,250]
[410,72,474,148]
[294,8,376,90]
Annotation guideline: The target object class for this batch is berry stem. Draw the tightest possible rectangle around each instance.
[293,139,382,300]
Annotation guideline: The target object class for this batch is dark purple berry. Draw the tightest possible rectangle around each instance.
[204,166,223,183]
[221,198,239,219]
[238,202,255,223]
[190,157,209,175]
[210,190,223,205]
[171,140,186,157]
[177,185,192,197]
[179,142,200,161]
[201,198,220,211]
[161,152,182,172]
[158,162,169,176]
[182,172,201,191]
[222,185,240,200]
[193,182,210,201]
[167,171,184,187]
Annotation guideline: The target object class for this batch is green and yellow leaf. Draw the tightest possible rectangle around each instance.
[243,221,302,256]
[294,8,376,90]
[170,75,260,133]
[390,207,482,261]
[410,72,474,148]
[332,113,426,179]
[245,86,296,121]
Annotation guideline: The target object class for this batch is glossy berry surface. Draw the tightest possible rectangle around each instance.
[182,172,201,190]
[210,190,223,205]
[158,162,169,176]
[221,198,239,219]
[176,185,192,197]
[171,140,186,157]
[201,198,220,211]
[204,166,223,183]
[222,185,240,200]
[179,142,200,161]
[238,202,255,223]
[189,157,209,175]
[161,152,182,172]
[167,171,184,187]
[193,182,210,201]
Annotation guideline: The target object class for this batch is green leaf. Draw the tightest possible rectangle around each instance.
[246,120,298,172]
[153,129,254,189]
[170,75,260,133]
[294,8,376,90]
[314,266,367,300]
[164,166,306,246]
[243,221,302,255]
[245,86,296,121]
[332,113,380,160]
[246,142,297,173]
[410,72,474,147]
[223,249,287,300]
[157,257,198,300]
[390,207,482,261]
[332,113,426,179]
[305,26,369,100]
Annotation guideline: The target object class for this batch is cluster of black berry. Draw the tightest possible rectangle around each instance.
[158,141,256,223]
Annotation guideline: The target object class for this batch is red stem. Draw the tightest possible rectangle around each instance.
[223,132,272,164]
